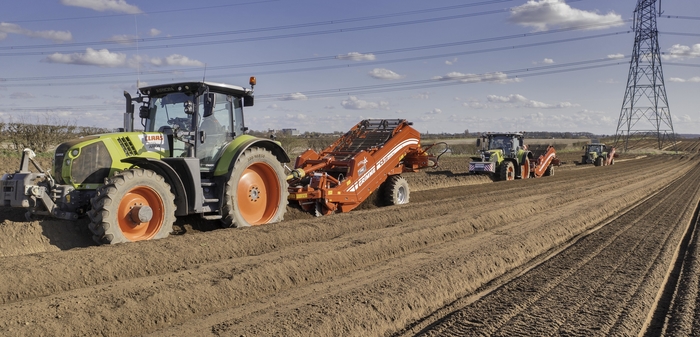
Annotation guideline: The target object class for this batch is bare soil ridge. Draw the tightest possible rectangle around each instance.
[0,154,696,336]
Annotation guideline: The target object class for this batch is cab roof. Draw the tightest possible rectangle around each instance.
[485,132,524,137]
[138,81,252,97]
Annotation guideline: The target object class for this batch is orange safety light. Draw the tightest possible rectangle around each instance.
[249,76,257,86]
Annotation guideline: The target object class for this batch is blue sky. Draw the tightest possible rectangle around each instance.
[0,0,698,135]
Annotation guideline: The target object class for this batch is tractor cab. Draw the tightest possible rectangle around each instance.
[478,133,524,158]
[133,80,255,171]
[586,143,606,156]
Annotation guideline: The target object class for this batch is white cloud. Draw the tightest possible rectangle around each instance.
[663,44,700,61]
[412,92,430,100]
[341,96,389,110]
[149,28,161,37]
[510,0,624,31]
[280,93,308,101]
[486,94,578,109]
[445,58,458,65]
[105,34,137,45]
[337,52,376,61]
[543,58,554,64]
[463,101,489,109]
[324,105,335,109]
[668,77,700,83]
[61,0,142,14]
[447,109,616,131]
[607,53,625,59]
[433,71,521,84]
[426,108,442,115]
[150,54,204,67]
[285,113,308,120]
[368,68,404,80]
[10,92,35,99]
[43,48,127,67]
[0,22,72,42]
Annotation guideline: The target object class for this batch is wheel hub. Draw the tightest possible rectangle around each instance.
[129,205,153,224]
[248,186,260,202]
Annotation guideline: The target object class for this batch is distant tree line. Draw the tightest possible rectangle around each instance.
[0,117,110,153]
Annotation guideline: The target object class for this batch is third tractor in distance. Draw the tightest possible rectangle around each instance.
[580,142,616,166]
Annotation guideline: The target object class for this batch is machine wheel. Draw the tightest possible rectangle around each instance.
[382,175,410,206]
[499,161,515,181]
[88,168,176,244]
[544,165,554,176]
[594,156,603,166]
[222,147,288,228]
[313,202,336,217]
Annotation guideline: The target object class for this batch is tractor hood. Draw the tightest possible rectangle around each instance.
[53,132,170,189]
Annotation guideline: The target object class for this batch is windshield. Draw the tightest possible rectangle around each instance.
[147,92,195,132]
[489,136,513,151]
[589,145,603,153]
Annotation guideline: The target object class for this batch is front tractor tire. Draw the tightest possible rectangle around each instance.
[88,169,176,245]
[222,147,288,228]
[382,175,410,206]
[499,161,515,181]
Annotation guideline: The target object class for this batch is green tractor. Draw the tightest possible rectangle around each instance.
[1,78,290,244]
[580,142,616,166]
[469,132,558,181]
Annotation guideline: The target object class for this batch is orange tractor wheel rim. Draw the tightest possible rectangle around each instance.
[117,186,165,241]
[506,165,514,180]
[237,162,281,225]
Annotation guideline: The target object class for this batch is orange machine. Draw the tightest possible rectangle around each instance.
[287,119,438,216]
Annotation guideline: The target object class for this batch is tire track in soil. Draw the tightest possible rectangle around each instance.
[0,155,693,336]
[649,183,700,336]
[406,159,700,337]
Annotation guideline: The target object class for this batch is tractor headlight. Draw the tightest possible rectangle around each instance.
[65,159,71,166]
[71,149,79,157]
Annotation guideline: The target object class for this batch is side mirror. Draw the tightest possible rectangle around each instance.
[243,95,254,107]
[138,105,150,118]
[203,93,215,117]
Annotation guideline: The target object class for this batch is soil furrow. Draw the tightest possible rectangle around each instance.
[412,159,700,337]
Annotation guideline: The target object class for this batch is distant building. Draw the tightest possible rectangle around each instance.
[282,128,300,136]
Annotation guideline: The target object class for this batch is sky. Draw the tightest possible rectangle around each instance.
[0,0,699,135]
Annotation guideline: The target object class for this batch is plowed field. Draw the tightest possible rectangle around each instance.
[1,142,700,336]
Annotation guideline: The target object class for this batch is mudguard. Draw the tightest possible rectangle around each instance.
[213,135,290,177]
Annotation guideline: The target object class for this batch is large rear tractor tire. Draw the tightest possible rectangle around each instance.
[88,169,176,244]
[222,147,288,228]
[382,175,410,206]
[594,156,603,167]
[499,161,515,181]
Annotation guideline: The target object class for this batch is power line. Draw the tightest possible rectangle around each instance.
[660,31,700,37]
[660,15,700,21]
[4,0,282,23]
[0,11,512,56]
[3,57,627,111]
[258,58,627,100]
[0,26,631,84]
[0,0,514,53]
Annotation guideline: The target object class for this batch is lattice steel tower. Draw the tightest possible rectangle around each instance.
[614,0,675,151]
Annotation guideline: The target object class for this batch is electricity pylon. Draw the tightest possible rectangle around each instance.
[614,0,675,152]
